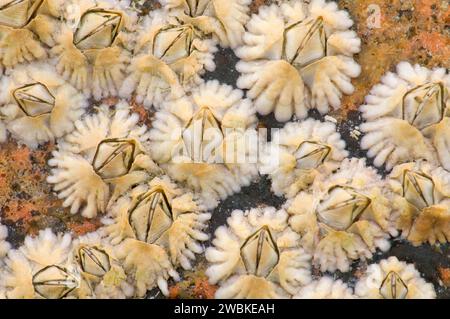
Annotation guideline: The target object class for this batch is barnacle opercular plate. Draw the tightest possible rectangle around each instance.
[235,0,361,121]
[52,0,137,99]
[149,80,259,209]
[47,101,160,218]
[355,257,436,299]
[120,9,217,109]
[360,62,450,170]
[286,158,397,272]
[388,161,450,246]
[259,119,348,198]
[206,207,312,299]
[104,176,210,297]
[0,62,88,147]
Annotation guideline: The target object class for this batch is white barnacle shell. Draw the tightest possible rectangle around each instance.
[388,160,450,246]
[69,231,134,299]
[286,158,396,273]
[51,0,138,99]
[235,0,361,121]
[120,9,217,109]
[355,256,436,299]
[293,276,355,299]
[259,118,348,198]
[0,229,78,299]
[161,0,251,48]
[149,80,259,209]
[205,207,312,299]
[0,61,88,148]
[360,62,450,170]
[104,175,210,297]
[47,101,160,218]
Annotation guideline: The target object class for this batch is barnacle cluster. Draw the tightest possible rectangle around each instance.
[0,0,447,300]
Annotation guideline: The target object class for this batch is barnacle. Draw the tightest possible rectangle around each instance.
[286,158,396,272]
[388,160,450,246]
[0,229,77,299]
[235,0,361,121]
[149,80,259,209]
[360,62,450,170]
[0,62,88,147]
[0,222,11,264]
[293,277,355,299]
[47,101,160,218]
[51,0,137,99]
[205,207,312,299]
[259,118,348,198]
[160,0,251,48]
[70,231,134,299]
[355,256,436,299]
[120,9,217,108]
[104,175,210,297]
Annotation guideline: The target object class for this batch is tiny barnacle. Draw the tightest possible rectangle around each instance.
[388,160,450,246]
[360,61,450,171]
[235,0,361,121]
[206,207,312,299]
[119,9,217,109]
[51,0,138,99]
[47,101,160,218]
[259,118,348,198]
[286,158,397,272]
[0,62,88,147]
[104,176,210,297]
[0,229,75,299]
[149,80,259,209]
[355,256,436,299]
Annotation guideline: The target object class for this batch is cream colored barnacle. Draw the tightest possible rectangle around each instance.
[120,10,217,108]
[47,102,160,218]
[206,207,312,299]
[52,0,136,99]
[355,256,436,299]
[149,80,258,209]
[235,0,361,121]
[0,0,48,67]
[1,229,75,299]
[70,232,134,299]
[286,158,397,273]
[0,62,88,147]
[360,62,450,170]
[104,176,210,297]
[161,0,251,48]
[259,119,348,198]
[388,161,450,246]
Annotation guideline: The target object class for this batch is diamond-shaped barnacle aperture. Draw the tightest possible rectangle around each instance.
[153,23,197,65]
[317,186,371,231]
[32,265,79,299]
[128,187,174,244]
[295,141,331,170]
[0,0,44,28]
[379,271,409,299]
[283,17,326,69]
[92,138,137,180]
[182,107,224,163]
[77,246,111,277]
[73,9,123,51]
[402,169,435,210]
[402,83,446,130]
[13,82,56,118]
[240,226,280,278]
